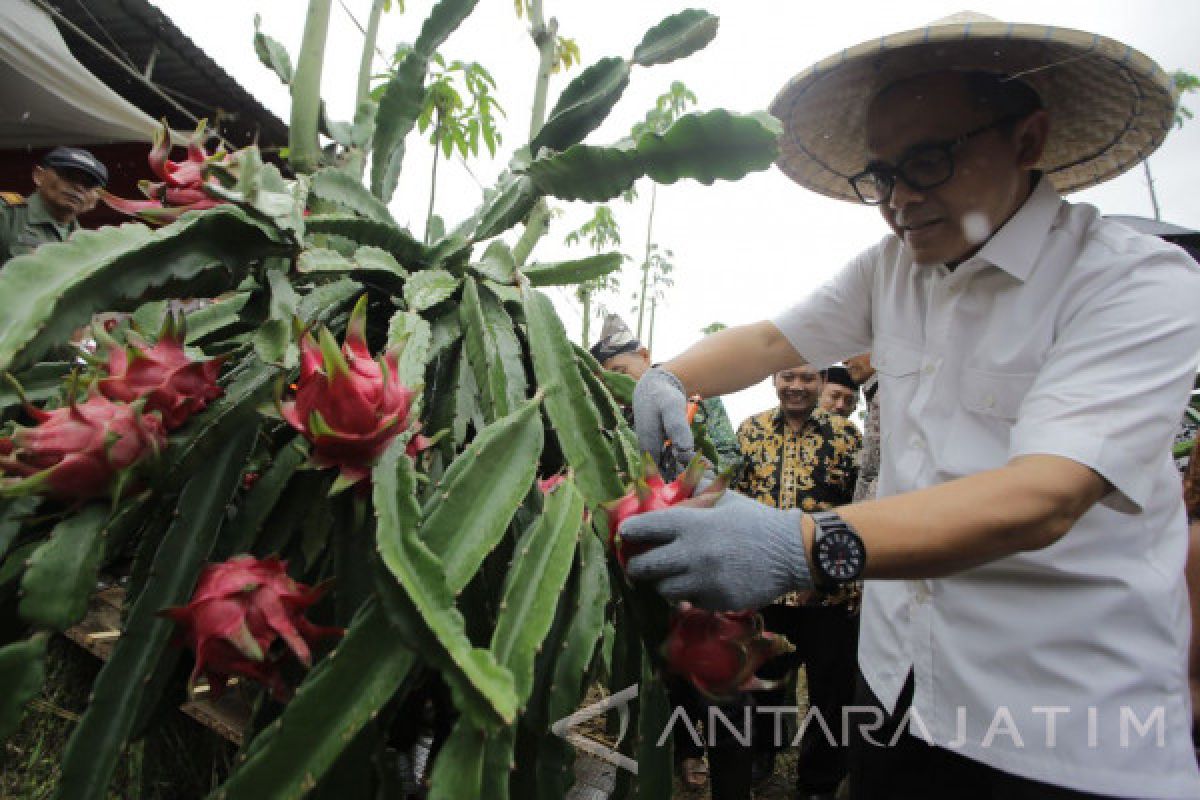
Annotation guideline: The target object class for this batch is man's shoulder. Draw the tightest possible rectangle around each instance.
[0,192,26,208]
[812,408,862,440]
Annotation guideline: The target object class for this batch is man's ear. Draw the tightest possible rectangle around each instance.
[31,165,45,189]
[637,346,652,364]
[1014,109,1050,169]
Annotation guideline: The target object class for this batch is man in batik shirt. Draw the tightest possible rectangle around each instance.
[735,365,861,798]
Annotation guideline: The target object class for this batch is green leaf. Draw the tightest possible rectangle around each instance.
[214,438,310,559]
[523,252,622,287]
[184,291,253,345]
[526,109,781,203]
[354,245,409,279]
[297,246,355,274]
[0,633,47,741]
[0,208,286,372]
[524,290,624,505]
[404,269,460,311]
[253,13,294,85]
[491,478,583,707]
[459,277,504,421]
[632,9,719,67]
[480,289,527,415]
[426,722,486,800]
[371,0,481,202]
[305,214,427,268]
[419,394,543,588]
[0,498,39,564]
[0,362,72,408]
[372,439,517,728]
[472,240,516,284]
[311,169,395,224]
[387,309,433,388]
[531,57,631,155]
[468,173,539,243]
[636,659,674,799]
[18,504,109,631]
[55,424,257,800]
[216,601,417,800]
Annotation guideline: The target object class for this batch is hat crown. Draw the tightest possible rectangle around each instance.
[927,11,1001,27]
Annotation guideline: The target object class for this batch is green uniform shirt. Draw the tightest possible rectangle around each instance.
[0,193,78,265]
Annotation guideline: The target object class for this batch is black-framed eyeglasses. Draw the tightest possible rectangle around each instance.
[848,114,1023,205]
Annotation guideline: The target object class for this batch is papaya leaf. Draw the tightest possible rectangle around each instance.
[0,207,287,373]
[523,252,623,287]
[311,168,395,224]
[526,109,781,203]
[632,9,719,67]
[371,0,480,202]
[531,57,631,155]
[404,269,459,311]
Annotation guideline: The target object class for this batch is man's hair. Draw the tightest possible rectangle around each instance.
[962,70,1044,126]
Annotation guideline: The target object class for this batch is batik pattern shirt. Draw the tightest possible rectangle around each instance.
[734,406,861,607]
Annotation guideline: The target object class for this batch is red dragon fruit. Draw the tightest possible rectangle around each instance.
[537,474,567,494]
[101,121,226,224]
[161,555,343,701]
[602,454,709,567]
[97,315,223,430]
[0,394,166,500]
[279,296,430,490]
[663,602,795,702]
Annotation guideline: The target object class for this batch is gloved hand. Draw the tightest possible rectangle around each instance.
[621,489,813,611]
[633,366,694,469]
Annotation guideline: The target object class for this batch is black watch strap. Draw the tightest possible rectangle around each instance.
[810,510,865,589]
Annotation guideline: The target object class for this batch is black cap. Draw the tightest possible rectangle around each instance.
[820,365,858,391]
[42,147,108,188]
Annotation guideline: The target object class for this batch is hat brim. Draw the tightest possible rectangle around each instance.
[769,20,1177,202]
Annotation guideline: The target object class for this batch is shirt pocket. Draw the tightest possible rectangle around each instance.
[959,366,1036,420]
[871,337,923,380]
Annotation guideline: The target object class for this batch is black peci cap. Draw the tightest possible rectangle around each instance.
[42,147,108,188]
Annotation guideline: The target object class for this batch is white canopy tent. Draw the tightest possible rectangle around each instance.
[0,0,160,148]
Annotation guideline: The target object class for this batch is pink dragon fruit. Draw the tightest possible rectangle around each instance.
[603,454,709,567]
[161,555,343,701]
[279,296,430,490]
[0,394,166,500]
[101,121,225,224]
[97,315,223,430]
[537,474,567,494]
[663,602,794,702]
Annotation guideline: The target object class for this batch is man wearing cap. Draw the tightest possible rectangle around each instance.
[622,13,1200,799]
[0,147,108,266]
[819,365,861,421]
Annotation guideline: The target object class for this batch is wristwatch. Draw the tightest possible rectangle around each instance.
[809,510,867,590]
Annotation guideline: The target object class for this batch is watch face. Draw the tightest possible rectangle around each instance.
[815,529,865,582]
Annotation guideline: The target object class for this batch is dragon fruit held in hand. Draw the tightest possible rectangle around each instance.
[280,296,430,490]
[160,555,343,701]
[663,602,794,702]
[97,314,223,430]
[0,394,166,500]
[603,453,709,567]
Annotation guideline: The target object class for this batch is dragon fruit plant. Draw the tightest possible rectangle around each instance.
[0,2,780,798]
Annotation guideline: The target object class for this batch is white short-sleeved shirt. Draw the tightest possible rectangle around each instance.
[773,178,1200,798]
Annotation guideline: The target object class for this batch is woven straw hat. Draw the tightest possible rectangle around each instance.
[769,11,1178,202]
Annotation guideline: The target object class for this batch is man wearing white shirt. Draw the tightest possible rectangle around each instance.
[621,13,1200,800]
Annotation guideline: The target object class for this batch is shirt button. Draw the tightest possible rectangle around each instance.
[983,394,996,409]
[922,363,935,376]
[909,436,923,450]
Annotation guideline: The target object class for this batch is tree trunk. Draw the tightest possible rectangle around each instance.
[515,0,558,266]
[289,0,334,174]
[425,128,441,243]
[1143,160,1162,221]
[635,185,658,340]
[580,288,592,347]
[647,297,657,352]
[355,0,386,111]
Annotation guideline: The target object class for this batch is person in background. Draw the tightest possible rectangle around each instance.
[0,147,107,265]
[844,354,880,504]
[590,314,739,471]
[819,365,860,420]
[735,365,861,799]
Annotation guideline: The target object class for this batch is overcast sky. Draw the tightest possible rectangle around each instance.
[150,0,1200,425]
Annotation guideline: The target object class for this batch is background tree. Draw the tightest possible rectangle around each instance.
[565,205,624,345]
[1144,69,1199,220]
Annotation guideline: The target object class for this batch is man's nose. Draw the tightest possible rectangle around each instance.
[888,177,924,211]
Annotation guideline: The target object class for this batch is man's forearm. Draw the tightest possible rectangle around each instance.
[800,454,1111,579]
[664,321,804,398]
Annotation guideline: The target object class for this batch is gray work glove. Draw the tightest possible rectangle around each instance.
[621,489,813,611]
[633,366,694,469]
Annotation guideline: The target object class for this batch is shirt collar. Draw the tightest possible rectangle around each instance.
[26,192,73,234]
[772,406,818,431]
[965,175,1062,283]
